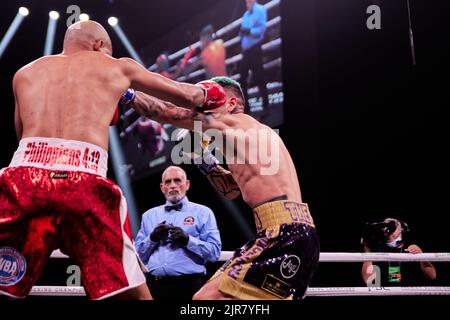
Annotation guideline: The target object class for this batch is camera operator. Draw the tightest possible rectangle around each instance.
[361,218,436,286]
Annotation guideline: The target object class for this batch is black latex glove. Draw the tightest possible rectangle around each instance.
[169,226,189,246]
[150,221,171,242]
[240,27,251,36]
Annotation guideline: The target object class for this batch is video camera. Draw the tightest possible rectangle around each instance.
[361,220,398,251]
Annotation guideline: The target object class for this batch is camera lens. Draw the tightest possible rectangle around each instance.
[385,221,397,236]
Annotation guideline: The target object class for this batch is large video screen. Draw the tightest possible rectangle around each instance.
[117,0,284,181]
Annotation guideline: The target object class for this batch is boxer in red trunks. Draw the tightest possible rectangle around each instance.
[0,20,225,300]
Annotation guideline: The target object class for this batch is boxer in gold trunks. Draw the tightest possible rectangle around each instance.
[127,76,320,300]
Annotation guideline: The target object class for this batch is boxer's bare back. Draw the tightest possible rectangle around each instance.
[13,20,205,150]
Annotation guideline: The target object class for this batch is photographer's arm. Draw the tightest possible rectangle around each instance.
[420,261,437,281]
[361,261,376,284]
[361,242,376,284]
[406,244,437,281]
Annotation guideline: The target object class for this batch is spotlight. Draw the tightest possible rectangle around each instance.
[108,17,118,26]
[49,11,59,20]
[79,13,90,21]
[19,7,29,16]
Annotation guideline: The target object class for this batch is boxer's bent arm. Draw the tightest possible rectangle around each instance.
[131,91,196,130]
[120,58,204,109]
[131,92,242,199]
[207,165,241,200]
[131,91,238,131]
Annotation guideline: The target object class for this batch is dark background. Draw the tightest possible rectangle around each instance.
[1,0,449,294]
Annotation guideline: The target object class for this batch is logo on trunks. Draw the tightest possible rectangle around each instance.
[280,255,300,279]
[261,274,291,298]
[49,172,68,179]
[227,237,269,280]
[0,247,27,286]
[24,142,81,167]
[23,142,100,172]
[283,202,314,226]
[183,216,195,225]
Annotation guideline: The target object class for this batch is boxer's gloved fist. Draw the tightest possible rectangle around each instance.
[169,226,189,246]
[119,88,136,107]
[196,147,219,175]
[150,221,171,242]
[196,80,226,111]
[112,88,135,125]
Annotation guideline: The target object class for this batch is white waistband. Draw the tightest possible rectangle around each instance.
[9,137,108,177]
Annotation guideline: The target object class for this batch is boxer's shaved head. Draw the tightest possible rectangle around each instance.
[63,20,112,55]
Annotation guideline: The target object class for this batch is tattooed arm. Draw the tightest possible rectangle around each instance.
[130,91,198,130]
[131,91,242,199]
[130,91,238,131]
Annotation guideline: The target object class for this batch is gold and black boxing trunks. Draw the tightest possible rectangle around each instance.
[214,198,320,300]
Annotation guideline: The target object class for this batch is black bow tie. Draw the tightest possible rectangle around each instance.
[165,203,183,211]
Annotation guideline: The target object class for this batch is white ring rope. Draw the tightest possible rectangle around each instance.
[29,286,450,297]
[306,287,450,297]
[319,252,450,262]
[50,250,450,262]
[33,251,450,297]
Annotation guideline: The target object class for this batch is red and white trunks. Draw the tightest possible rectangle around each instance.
[0,137,146,299]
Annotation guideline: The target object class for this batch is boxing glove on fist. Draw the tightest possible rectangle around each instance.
[196,148,219,175]
[119,88,136,107]
[196,80,226,110]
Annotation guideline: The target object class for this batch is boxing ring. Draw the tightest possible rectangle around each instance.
[28,251,450,297]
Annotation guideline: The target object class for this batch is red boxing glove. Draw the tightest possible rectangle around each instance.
[196,80,226,111]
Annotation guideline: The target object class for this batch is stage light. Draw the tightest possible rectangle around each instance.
[106,14,144,236]
[44,11,59,55]
[79,13,90,21]
[49,11,59,20]
[108,17,118,26]
[108,20,144,65]
[1,8,28,59]
[19,7,29,16]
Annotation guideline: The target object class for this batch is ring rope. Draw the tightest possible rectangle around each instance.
[38,250,450,297]
[29,286,450,297]
[319,252,450,262]
[50,250,450,262]
[306,286,450,297]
